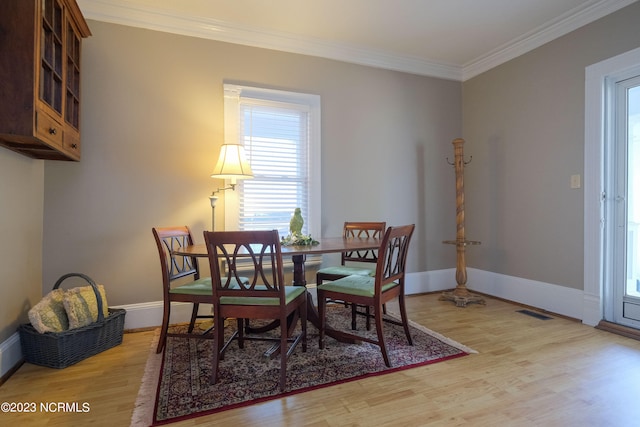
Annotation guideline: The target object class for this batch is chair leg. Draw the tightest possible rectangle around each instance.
[187,303,199,333]
[365,305,371,330]
[243,318,252,333]
[280,317,287,392]
[318,290,326,349]
[351,303,358,330]
[211,312,225,385]
[398,294,413,345]
[374,304,391,367]
[237,318,245,349]
[156,301,170,354]
[301,296,308,352]
[350,304,374,331]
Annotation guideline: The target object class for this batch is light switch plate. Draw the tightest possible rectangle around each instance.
[570,174,581,189]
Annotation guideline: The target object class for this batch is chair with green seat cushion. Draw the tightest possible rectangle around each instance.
[317,224,415,367]
[204,229,307,392]
[316,221,386,330]
[152,226,248,354]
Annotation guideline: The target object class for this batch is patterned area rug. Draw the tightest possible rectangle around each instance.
[132,307,476,426]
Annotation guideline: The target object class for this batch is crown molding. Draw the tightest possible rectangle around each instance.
[76,0,459,80]
[462,0,638,80]
[77,0,636,82]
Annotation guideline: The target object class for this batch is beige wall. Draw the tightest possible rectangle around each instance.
[8,2,636,340]
[0,150,44,342]
[41,21,461,306]
[463,1,640,289]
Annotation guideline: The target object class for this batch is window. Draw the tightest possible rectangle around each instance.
[223,84,321,238]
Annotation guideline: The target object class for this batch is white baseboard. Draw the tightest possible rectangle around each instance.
[405,268,456,294]
[405,268,585,321]
[109,301,203,331]
[0,332,22,380]
[466,268,584,320]
[0,268,591,378]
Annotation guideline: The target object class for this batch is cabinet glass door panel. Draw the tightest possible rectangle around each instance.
[65,20,81,129]
[40,0,63,114]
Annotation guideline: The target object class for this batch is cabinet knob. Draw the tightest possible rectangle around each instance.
[49,127,57,135]
[71,143,78,149]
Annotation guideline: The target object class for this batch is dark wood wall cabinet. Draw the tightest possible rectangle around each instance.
[0,0,91,161]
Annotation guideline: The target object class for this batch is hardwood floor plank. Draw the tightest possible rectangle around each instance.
[2,294,640,426]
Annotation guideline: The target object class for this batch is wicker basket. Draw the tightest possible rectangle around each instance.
[18,273,126,369]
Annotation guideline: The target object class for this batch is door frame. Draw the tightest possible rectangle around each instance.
[584,46,640,326]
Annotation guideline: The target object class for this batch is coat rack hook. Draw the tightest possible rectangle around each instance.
[446,155,473,166]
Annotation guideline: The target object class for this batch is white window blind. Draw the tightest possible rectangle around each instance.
[223,84,321,238]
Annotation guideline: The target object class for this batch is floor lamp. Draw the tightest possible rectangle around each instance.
[209,144,253,230]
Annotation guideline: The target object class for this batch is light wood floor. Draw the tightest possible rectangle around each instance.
[2,293,640,426]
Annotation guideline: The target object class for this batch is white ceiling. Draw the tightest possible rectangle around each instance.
[77,0,637,81]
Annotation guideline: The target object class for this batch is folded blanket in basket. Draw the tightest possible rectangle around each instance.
[28,289,69,333]
[63,284,109,329]
[28,284,109,333]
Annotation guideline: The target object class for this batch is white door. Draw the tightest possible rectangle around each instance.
[611,75,640,328]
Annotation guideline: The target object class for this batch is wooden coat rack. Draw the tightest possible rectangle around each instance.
[440,138,485,307]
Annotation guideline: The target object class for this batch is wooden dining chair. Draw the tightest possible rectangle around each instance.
[203,229,307,392]
[317,224,415,367]
[316,221,386,330]
[152,226,216,354]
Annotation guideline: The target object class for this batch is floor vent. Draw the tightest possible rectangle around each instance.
[517,309,553,320]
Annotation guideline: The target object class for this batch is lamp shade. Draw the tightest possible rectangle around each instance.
[210,144,253,181]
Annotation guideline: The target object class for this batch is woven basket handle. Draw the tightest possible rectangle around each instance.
[53,273,105,323]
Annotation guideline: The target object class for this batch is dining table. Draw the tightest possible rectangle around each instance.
[172,236,381,349]
[174,237,380,284]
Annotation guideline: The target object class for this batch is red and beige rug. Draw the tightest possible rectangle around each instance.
[131,307,476,426]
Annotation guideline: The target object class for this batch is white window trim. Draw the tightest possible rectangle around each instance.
[222,83,322,240]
